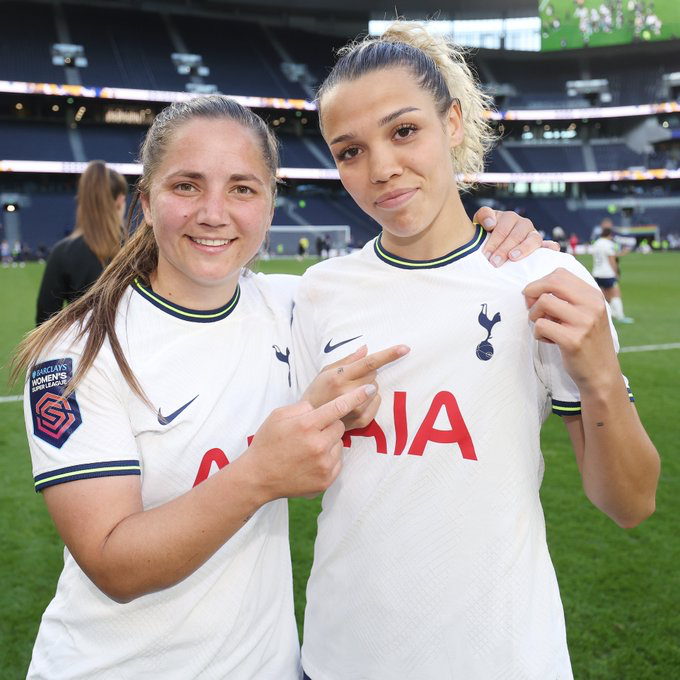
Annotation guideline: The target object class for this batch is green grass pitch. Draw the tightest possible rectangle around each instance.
[1,254,678,678]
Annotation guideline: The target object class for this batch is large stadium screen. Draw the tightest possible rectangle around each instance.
[540,0,680,51]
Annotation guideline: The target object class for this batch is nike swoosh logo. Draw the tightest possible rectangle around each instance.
[158,395,199,426]
[324,335,362,354]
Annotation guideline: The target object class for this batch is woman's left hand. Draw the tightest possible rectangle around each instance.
[523,267,619,388]
[473,206,559,268]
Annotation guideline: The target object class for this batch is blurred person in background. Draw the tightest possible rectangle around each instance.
[552,226,568,252]
[591,224,634,323]
[35,160,128,324]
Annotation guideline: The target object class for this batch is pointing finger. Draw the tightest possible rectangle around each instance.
[313,384,377,430]
[342,344,410,380]
[323,345,368,372]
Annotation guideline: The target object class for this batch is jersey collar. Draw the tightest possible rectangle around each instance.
[374,223,486,270]
[132,278,240,323]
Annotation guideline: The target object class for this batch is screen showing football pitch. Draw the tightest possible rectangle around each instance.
[540,0,680,50]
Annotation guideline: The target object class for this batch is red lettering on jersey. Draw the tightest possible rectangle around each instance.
[393,391,408,456]
[193,448,230,487]
[343,420,388,454]
[409,391,477,460]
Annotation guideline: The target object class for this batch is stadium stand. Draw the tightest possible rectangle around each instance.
[1,1,679,251]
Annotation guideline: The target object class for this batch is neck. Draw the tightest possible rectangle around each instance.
[149,266,240,311]
[380,194,474,261]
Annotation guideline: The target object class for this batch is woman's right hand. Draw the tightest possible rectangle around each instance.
[302,344,410,430]
[245,384,377,501]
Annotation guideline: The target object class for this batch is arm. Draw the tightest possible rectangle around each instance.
[608,254,620,276]
[524,268,659,528]
[41,385,374,603]
[36,246,67,324]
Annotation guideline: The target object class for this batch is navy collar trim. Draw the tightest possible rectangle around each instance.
[374,224,487,270]
[132,278,240,323]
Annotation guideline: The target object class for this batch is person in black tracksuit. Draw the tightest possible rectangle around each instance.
[36,161,127,324]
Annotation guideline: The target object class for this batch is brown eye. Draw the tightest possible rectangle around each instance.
[175,183,195,192]
[394,125,417,139]
[338,147,360,161]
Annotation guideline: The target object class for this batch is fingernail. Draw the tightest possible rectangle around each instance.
[509,249,521,260]
[492,255,502,267]
[397,345,410,355]
[483,217,495,228]
[364,384,377,396]
[483,250,492,260]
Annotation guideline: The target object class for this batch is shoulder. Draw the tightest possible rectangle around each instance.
[502,249,596,287]
[46,236,73,259]
[241,271,299,315]
[299,244,374,287]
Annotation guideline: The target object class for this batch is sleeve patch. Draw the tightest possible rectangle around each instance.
[30,358,82,449]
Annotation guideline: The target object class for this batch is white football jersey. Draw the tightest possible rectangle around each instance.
[292,226,628,680]
[25,273,302,680]
[590,237,617,278]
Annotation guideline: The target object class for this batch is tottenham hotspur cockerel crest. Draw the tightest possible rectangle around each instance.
[476,303,501,361]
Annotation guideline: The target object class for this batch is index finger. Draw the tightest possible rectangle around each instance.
[522,267,597,305]
[342,344,410,380]
[312,384,377,430]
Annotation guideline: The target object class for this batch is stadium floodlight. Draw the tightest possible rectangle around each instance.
[51,44,88,68]
[171,53,210,77]
[566,78,612,105]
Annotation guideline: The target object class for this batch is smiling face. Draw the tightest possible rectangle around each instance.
[141,117,274,309]
[320,66,470,258]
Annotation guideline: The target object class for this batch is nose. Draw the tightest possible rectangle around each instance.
[197,189,230,227]
[369,145,402,184]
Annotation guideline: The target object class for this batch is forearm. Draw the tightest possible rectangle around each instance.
[568,376,660,528]
[57,454,267,603]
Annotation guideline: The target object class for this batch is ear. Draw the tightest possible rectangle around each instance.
[140,192,152,226]
[447,99,464,149]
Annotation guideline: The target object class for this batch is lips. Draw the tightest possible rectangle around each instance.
[375,188,418,209]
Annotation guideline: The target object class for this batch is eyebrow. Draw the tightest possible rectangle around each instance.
[166,171,264,186]
[329,106,421,146]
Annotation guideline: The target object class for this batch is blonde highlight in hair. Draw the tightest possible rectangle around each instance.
[317,21,496,191]
[13,96,279,404]
[74,160,128,265]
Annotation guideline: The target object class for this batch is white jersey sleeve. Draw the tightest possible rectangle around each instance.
[25,331,139,492]
[531,254,626,417]
[291,275,324,398]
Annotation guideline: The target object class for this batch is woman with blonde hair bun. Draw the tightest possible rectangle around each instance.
[293,21,659,680]
[36,160,128,324]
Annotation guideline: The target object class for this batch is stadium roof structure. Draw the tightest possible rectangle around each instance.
[167,0,537,19]
[26,0,537,22]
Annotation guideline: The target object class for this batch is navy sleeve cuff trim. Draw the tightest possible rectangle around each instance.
[34,460,141,492]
